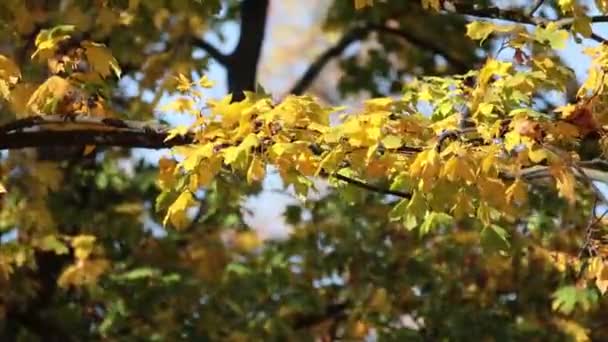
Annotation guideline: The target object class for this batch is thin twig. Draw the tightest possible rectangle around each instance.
[527,0,545,17]
[332,173,411,199]
[289,22,472,95]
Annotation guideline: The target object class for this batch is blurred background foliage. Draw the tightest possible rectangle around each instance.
[0,0,606,341]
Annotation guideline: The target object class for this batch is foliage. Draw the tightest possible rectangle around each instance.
[0,0,608,340]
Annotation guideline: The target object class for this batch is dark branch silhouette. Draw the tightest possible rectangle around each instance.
[289,23,471,95]
[191,37,229,66]
[226,0,270,101]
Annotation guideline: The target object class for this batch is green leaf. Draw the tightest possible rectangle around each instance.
[419,212,453,236]
[552,286,599,314]
[481,224,510,253]
[115,267,160,281]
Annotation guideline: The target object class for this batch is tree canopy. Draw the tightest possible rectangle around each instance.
[2,0,608,340]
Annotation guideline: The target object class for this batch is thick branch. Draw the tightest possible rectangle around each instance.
[0,130,193,150]
[226,0,270,101]
[0,116,194,150]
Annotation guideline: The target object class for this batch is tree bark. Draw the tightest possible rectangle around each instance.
[227,0,270,101]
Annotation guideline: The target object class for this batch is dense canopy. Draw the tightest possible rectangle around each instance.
[1,0,608,340]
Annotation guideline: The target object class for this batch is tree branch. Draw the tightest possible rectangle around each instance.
[290,26,370,96]
[190,37,229,66]
[527,0,545,17]
[333,173,411,199]
[226,0,270,101]
[289,22,473,96]
[0,115,194,150]
[367,24,470,72]
[443,4,608,43]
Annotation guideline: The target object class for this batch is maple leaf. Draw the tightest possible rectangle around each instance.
[26,76,75,115]
[354,0,373,10]
[82,41,122,78]
[466,21,521,44]
[534,23,569,50]
[506,178,527,204]
[550,163,576,205]
[247,156,266,184]
[72,235,97,260]
[0,55,21,100]
[163,191,196,229]
[31,25,75,61]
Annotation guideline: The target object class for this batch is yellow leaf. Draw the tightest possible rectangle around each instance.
[247,157,266,184]
[72,235,97,260]
[82,41,122,78]
[410,149,440,191]
[164,125,190,142]
[113,202,144,215]
[477,176,507,209]
[181,144,215,172]
[535,22,569,50]
[478,59,512,88]
[158,158,177,190]
[83,145,96,156]
[553,318,590,342]
[506,178,528,204]
[26,76,75,115]
[207,94,251,128]
[233,231,262,252]
[0,55,21,87]
[354,0,373,9]
[452,191,474,219]
[58,258,110,288]
[161,97,198,116]
[550,163,576,205]
[31,25,75,61]
[421,0,441,11]
[381,135,402,149]
[174,73,193,92]
[466,21,520,44]
[10,83,37,118]
[588,257,608,294]
[441,156,476,183]
[189,156,221,189]
[163,191,196,229]
[364,97,393,110]
[199,75,214,88]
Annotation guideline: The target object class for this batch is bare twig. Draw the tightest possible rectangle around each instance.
[527,0,545,17]
[290,26,370,95]
[289,23,471,95]
[332,173,411,199]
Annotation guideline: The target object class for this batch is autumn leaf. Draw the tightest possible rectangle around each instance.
[72,235,97,260]
[534,23,569,50]
[247,156,266,184]
[354,0,373,10]
[506,178,527,204]
[31,25,75,61]
[82,41,122,78]
[550,163,576,205]
[0,55,20,99]
[163,191,196,229]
